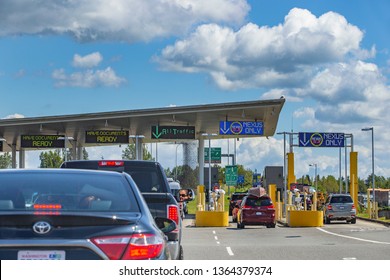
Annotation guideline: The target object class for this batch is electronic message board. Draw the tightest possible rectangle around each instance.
[219,121,264,135]
[21,135,65,148]
[298,132,345,147]
[85,130,129,144]
[151,126,195,139]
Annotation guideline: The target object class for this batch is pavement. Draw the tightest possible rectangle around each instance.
[182,213,390,228]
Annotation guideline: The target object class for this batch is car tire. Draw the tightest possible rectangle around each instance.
[351,218,356,224]
[324,216,330,224]
[178,245,184,260]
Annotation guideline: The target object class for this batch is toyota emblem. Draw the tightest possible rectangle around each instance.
[32,221,51,235]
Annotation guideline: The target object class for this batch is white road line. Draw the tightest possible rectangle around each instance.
[317,227,390,245]
[212,231,216,234]
[216,241,220,245]
[226,247,234,256]
[214,236,218,240]
[343,257,357,260]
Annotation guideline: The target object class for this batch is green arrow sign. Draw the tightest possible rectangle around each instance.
[225,165,238,186]
[151,126,195,139]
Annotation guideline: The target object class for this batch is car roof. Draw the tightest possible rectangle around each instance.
[0,168,122,177]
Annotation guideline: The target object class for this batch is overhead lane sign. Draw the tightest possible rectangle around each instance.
[299,132,345,147]
[151,126,195,139]
[219,121,264,135]
[85,130,129,144]
[21,135,65,148]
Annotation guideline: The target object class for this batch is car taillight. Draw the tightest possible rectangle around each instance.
[242,205,251,209]
[98,160,124,167]
[168,205,180,227]
[327,205,333,210]
[267,204,274,209]
[91,234,164,260]
[33,204,62,209]
[352,204,355,209]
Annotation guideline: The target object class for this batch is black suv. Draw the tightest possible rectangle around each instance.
[228,192,248,215]
[61,160,190,259]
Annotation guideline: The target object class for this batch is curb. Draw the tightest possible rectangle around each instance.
[357,216,390,227]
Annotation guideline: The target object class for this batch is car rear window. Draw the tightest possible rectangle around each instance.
[124,166,167,193]
[245,196,272,207]
[330,196,353,203]
[0,172,140,212]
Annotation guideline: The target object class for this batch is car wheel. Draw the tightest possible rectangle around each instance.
[236,221,240,229]
[178,245,184,260]
[351,218,356,224]
[232,217,237,223]
[325,216,330,224]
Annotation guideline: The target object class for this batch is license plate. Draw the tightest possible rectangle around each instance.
[256,212,263,215]
[339,206,345,210]
[18,250,65,260]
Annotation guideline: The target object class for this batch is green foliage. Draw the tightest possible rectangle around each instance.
[39,150,63,168]
[122,144,153,160]
[0,152,12,169]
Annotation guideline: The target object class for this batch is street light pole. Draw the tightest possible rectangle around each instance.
[175,144,180,181]
[362,127,375,212]
[309,163,318,191]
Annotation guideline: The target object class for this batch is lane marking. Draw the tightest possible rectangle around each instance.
[226,247,234,256]
[212,231,216,234]
[343,257,357,260]
[317,227,390,245]
[216,241,220,245]
[214,236,218,241]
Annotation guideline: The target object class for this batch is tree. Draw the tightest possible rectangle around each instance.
[0,152,12,169]
[39,150,63,168]
[122,144,153,160]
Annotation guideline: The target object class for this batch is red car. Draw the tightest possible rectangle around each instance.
[236,195,276,229]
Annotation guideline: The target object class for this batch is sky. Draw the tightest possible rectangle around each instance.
[0,0,389,181]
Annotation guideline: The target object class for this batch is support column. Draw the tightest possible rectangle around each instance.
[71,140,77,160]
[287,152,296,190]
[350,152,358,210]
[19,148,25,168]
[12,144,17,168]
[77,144,83,160]
[136,137,143,160]
[198,138,205,186]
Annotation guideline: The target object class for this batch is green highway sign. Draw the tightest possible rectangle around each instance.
[204,147,221,163]
[151,126,195,139]
[225,165,238,186]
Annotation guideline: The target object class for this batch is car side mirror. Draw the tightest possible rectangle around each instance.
[154,217,177,234]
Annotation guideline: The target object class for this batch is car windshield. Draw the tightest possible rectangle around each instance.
[245,197,272,207]
[0,172,139,212]
[330,196,353,203]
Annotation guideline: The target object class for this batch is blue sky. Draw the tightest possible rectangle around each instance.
[0,0,389,181]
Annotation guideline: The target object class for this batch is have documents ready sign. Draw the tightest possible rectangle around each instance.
[21,135,65,148]
[85,130,129,144]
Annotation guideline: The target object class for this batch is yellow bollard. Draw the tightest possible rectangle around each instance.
[312,192,317,211]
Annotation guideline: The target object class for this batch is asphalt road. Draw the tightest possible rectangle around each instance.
[181,216,390,260]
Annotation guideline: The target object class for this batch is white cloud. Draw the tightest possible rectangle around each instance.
[155,8,364,90]
[2,113,25,119]
[72,52,103,68]
[0,0,249,42]
[52,67,126,88]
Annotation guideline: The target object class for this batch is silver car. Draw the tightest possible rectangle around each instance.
[324,194,356,224]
